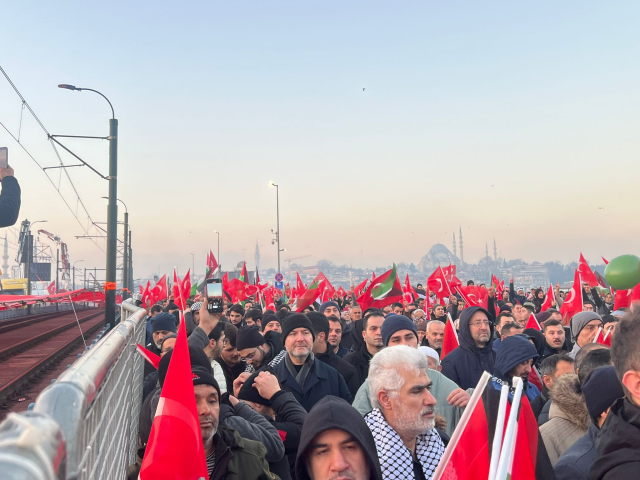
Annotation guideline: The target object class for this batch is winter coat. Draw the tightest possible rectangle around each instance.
[217,359,247,395]
[532,289,545,313]
[509,282,526,305]
[0,176,21,228]
[244,330,287,374]
[531,385,550,420]
[208,427,279,480]
[344,318,364,352]
[491,334,541,402]
[211,359,228,394]
[272,354,352,412]
[553,423,599,480]
[540,343,566,363]
[440,306,496,390]
[315,345,360,398]
[540,374,590,465]
[538,398,552,426]
[268,391,308,480]
[343,341,374,388]
[295,396,382,480]
[334,344,349,357]
[143,341,162,379]
[352,369,465,437]
[591,397,640,480]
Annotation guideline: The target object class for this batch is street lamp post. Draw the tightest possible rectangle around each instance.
[213,230,220,276]
[269,182,281,274]
[60,84,118,327]
[103,197,128,299]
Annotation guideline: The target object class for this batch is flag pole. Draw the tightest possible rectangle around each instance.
[495,377,524,480]
[488,385,510,480]
[431,371,491,480]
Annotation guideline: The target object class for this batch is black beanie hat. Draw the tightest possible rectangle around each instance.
[158,345,211,382]
[236,325,266,351]
[237,370,272,406]
[262,313,280,331]
[582,365,624,423]
[152,312,178,334]
[191,365,221,398]
[281,313,315,343]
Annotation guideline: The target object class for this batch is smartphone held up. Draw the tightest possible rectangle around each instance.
[205,279,224,313]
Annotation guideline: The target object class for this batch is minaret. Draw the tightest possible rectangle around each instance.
[452,232,457,258]
[254,241,260,272]
[493,239,498,262]
[485,242,489,258]
[459,227,464,265]
[1,233,8,279]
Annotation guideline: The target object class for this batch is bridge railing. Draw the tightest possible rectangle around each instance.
[0,299,147,479]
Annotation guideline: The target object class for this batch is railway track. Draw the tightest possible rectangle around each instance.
[0,309,106,407]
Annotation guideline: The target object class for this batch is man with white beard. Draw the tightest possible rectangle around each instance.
[364,346,444,480]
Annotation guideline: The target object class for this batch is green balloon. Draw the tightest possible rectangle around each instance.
[604,255,640,290]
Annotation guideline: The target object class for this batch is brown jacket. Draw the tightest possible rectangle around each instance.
[539,374,590,465]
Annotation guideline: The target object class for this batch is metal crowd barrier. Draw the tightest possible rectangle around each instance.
[0,299,147,479]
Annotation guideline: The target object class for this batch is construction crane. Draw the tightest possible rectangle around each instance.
[284,255,311,269]
[38,229,71,283]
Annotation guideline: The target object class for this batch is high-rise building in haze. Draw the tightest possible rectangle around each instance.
[452,232,457,258]
[459,227,464,265]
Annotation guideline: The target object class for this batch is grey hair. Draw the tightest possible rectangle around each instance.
[427,320,445,332]
[368,345,429,410]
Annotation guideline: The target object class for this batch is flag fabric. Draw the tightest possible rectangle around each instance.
[226,278,259,302]
[525,313,542,331]
[457,285,489,309]
[142,280,152,308]
[614,289,632,310]
[602,256,609,265]
[207,251,218,279]
[509,396,539,480]
[371,271,376,281]
[136,343,161,370]
[263,287,276,311]
[296,272,305,296]
[432,372,491,480]
[254,266,260,285]
[560,270,583,325]
[578,253,598,288]
[442,264,456,283]
[356,264,404,312]
[139,312,208,479]
[491,274,501,290]
[182,270,191,302]
[539,284,555,312]
[403,274,415,304]
[595,271,609,290]
[353,278,368,298]
[528,366,544,392]
[153,274,168,301]
[336,286,347,298]
[449,275,462,291]
[594,327,612,347]
[427,266,452,303]
[296,273,326,312]
[440,314,460,360]
[47,281,56,295]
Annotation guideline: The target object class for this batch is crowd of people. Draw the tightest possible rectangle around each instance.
[131,277,640,480]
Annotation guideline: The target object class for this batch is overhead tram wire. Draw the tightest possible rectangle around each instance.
[0,66,105,253]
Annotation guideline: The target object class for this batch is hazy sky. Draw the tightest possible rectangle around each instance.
[1,1,639,281]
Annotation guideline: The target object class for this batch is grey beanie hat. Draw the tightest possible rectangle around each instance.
[570,311,602,341]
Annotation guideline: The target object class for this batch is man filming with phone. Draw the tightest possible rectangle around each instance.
[0,148,20,228]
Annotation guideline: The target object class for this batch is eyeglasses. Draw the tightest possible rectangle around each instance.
[241,350,257,362]
[470,320,491,328]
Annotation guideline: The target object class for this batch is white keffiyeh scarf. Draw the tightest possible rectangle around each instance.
[364,408,444,480]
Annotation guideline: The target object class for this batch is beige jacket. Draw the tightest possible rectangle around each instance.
[539,373,590,465]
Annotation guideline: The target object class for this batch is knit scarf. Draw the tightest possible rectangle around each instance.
[364,408,444,480]
[284,351,315,390]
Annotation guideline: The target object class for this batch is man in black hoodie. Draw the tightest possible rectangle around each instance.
[591,311,640,479]
[307,312,360,398]
[344,311,385,388]
[440,306,496,390]
[296,396,382,480]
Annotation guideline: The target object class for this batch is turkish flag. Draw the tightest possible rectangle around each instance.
[442,264,455,283]
[139,312,208,479]
[457,285,488,309]
[353,278,368,298]
[152,274,168,301]
[296,272,305,296]
[449,275,462,291]
[432,373,490,480]
[440,317,459,360]
[602,257,609,265]
[403,274,415,303]
[510,396,539,480]
[560,269,583,325]
[142,280,152,308]
[614,289,632,310]
[136,343,161,370]
[525,313,541,331]
[594,327,613,347]
[578,253,598,288]
[47,281,56,295]
[427,266,452,303]
[540,284,555,312]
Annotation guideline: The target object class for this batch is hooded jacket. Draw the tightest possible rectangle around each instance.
[295,396,382,480]
[532,288,545,313]
[539,373,590,465]
[591,397,640,479]
[344,318,364,352]
[523,328,546,368]
[491,334,541,402]
[208,427,278,480]
[343,340,374,388]
[440,306,496,390]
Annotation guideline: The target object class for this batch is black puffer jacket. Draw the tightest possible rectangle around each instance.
[343,341,374,388]
[295,396,382,480]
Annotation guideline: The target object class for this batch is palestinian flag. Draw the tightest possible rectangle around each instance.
[296,273,326,312]
[357,264,403,311]
[240,262,248,284]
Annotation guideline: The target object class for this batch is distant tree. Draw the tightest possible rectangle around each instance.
[317,259,335,270]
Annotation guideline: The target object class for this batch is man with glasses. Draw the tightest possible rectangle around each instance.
[441,306,496,389]
[411,308,426,324]
[568,311,603,359]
